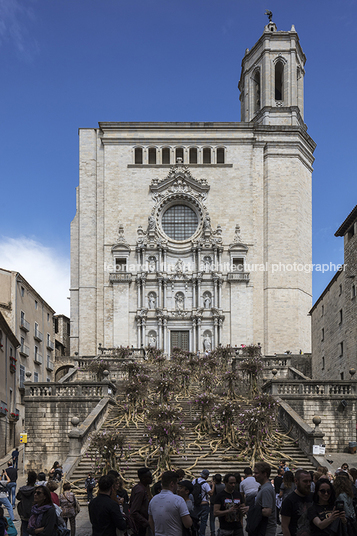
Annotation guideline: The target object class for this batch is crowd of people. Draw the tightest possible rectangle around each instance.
[1,459,357,536]
[86,461,357,536]
[0,460,80,536]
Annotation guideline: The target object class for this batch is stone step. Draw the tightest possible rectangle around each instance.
[70,398,316,498]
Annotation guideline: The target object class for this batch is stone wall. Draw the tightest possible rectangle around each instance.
[311,212,357,381]
[23,381,115,471]
[265,379,357,451]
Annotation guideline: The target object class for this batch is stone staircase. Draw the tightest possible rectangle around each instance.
[69,397,316,503]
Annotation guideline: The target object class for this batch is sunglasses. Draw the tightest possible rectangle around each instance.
[319,489,331,494]
[34,491,43,495]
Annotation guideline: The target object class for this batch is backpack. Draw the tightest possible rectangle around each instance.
[192,479,204,507]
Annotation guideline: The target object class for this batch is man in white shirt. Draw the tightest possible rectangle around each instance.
[148,471,192,536]
[192,469,213,536]
[239,467,260,507]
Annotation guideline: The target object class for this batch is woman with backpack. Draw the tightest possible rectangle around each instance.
[59,483,79,536]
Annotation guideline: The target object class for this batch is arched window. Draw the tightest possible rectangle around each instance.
[162,147,170,164]
[216,147,225,164]
[253,70,261,114]
[189,147,197,164]
[175,147,184,163]
[275,61,284,101]
[135,147,143,164]
[203,147,211,164]
[148,147,156,164]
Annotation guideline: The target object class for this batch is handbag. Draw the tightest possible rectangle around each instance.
[57,525,71,536]
[246,503,268,536]
[74,497,80,516]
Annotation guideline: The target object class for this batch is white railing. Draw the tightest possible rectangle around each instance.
[20,318,30,331]
[34,328,43,341]
[20,343,30,357]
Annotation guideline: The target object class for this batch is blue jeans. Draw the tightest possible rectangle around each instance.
[0,496,14,521]
[13,458,18,470]
[22,520,30,536]
[210,503,216,535]
[194,503,210,536]
[7,482,16,508]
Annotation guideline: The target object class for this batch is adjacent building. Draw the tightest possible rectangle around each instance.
[311,205,357,379]
[54,314,71,358]
[71,20,315,357]
[0,269,56,446]
[0,312,20,457]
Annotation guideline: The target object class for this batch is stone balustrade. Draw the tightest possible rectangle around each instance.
[25,381,115,399]
[265,379,357,451]
[264,380,356,396]
[23,380,117,470]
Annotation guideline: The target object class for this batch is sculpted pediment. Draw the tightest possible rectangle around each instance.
[150,162,210,198]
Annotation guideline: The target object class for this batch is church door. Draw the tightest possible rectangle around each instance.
[170,331,189,352]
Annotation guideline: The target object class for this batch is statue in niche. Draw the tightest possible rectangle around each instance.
[203,293,212,309]
[149,333,157,348]
[175,258,184,274]
[175,293,184,311]
[148,215,156,231]
[148,293,156,309]
[148,256,156,272]
[203,256,212,272]
[203,215,211,231]
[203,334,212,352]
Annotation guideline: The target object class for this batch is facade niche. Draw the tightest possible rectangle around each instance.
[216,147,225,164]
[203,147,211,164]
[148,147,157,164]
[275,61,284,100]
[252,70,261,114]
[162,147,170,164]
[189,147,198,164]
[135,147,143,164]
[175,147,184,163]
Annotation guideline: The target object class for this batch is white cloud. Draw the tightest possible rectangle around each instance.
[0,236,70,316]
[0,0,37,59]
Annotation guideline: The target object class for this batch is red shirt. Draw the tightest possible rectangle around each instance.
[51,492,60,506]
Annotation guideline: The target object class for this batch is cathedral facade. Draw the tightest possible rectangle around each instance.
[70,21,315,356]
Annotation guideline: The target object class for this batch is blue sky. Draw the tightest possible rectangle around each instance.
[0,0,356,316]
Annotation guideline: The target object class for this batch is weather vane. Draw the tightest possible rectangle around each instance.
[265,10,273,22]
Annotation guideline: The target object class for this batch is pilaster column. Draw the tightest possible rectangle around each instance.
[197,277,202,309]
[218,318,223,346]
[158,276,163,308]
[218,280,222,309]
[142,277,146,309]
[163,281,167,308]
[158,320,162,350]
[197,318,202,352]
[162,248,167,272]
[141,318,146,347]
[136,276,141,309]
[137,319,141,347]
[163,318,168,354]
[214,318,218,349]
[192,319,196,351]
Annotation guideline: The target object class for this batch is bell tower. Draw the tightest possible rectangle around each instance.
[238,18,306,125]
